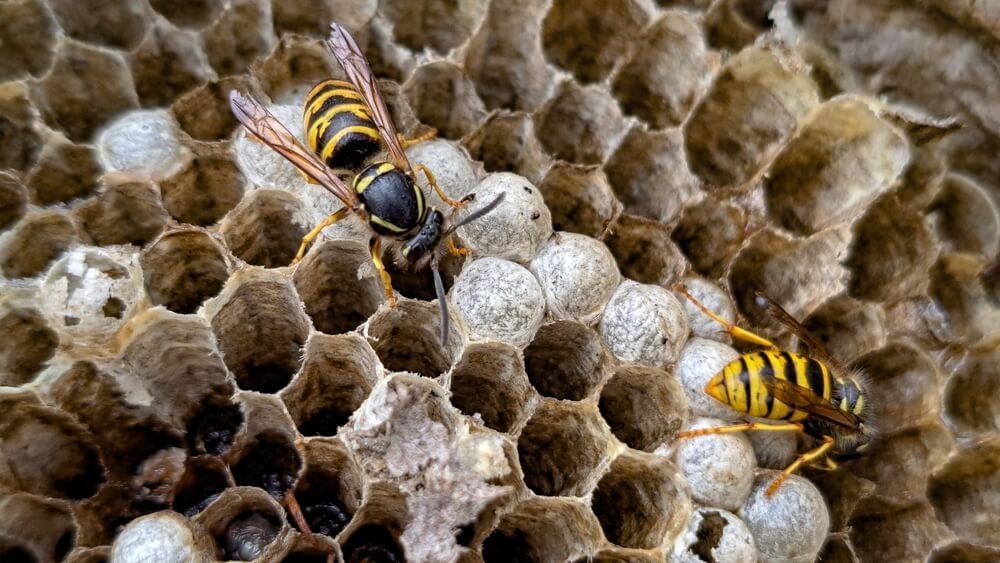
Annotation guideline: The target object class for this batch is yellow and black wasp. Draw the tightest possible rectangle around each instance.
[674,284,878,496]
[229,23,503,346]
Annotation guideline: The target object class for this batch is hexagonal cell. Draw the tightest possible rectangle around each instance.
[48,361,186,483]
[848,501,953,563]
[931,542,1000,563]
[338,484,409,562]
[856,342,940,431]
[292,240,385,336]
[0,85,43,174]
[140,230,230,314]
[672,197,748,278]
[600,365,687,452]
[450,257,546,347]
[457,173,553,264]
[0,302,57,386]
[0,392,105,500]
[207,270,311,393]
[542,0,652,83]
[383,0,487,54]
[605,126,701,224]
[673,276,736,344]
[365,299,462,379]
[464,0,554,112]
[0,211,78,280]
[600,281,689,369]
[672,417,757,511]
[930,174,1000,258]
[221,189,308,269]
[848,422,953,508]
[172,76,254,141]
[538,163,622,239]
[0,493,78,563]
[516,400,612,497]
[929,438,1000,547]
[685,46,818,189]
[0,173,28,232]
[290,439,365,539]
[185,399,244,457]
[605,213,687,287]
[173,456,234,517]
[194,487,290,561]
[110,510,215,562]
[250,36,342,104]
[161,150,246,227]
[382,243,465,304]
[272,0,375,39]
[944,347,1000,435]
[524,321,610,401]
[764,98,908,235]
[448,342,534,434]
[49,0,152,49]
[66,546,112,563]
[482,497,603,562]
[202,0,276,78]
[611,11,717,129]
[592,451,690,549]
[535,80,626,165]
[530,234,621,322]
[668,507,756,563]
[929,253,997,345]
[0,0,57,81]
[462,111,552,184]
[149,0,225,29]
[29,40,139,143]
[802,296,886,363]
[404,61,487,140]
[226,393,302,499]
[96,109,191,181]
[281,334,379,437]
[76,174,169,247]
[740,471,830,563]
[25,139,101,206]
[129,17,216,108]
[727,227,850,326]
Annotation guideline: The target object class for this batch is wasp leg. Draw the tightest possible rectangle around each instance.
[398,127,437,148]
[447,234,470,257]
[370,237,397,307]
[674,283,779,351]
[414,164,467,208]
[766,436,836,496]
[292,207,351,265]
[677,421,803,439]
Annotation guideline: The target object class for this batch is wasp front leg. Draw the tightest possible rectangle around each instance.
[677,421,804,440]
[674,283,780,351]
[369,237,397,307]
[766,436,836,496]
[398,127,438,148]
[446,234,470,257]
[292,207,352,265]
[414,164,467,208]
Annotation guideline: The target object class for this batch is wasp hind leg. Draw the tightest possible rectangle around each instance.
[677,421,803,440]
[414,164,468,208]
[673,283,779,351]
[766,436,836,496]
[398,127,438,149]
[292,207,352,265]
[369,237,397,307]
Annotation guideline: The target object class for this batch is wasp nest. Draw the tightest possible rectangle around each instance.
[1,0,998,562]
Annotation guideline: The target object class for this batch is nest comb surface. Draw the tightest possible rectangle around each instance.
[1,0,998,562]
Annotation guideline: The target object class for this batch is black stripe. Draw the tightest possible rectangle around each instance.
[757,353,776,416]
[306,94,366,124]
[317,111,378,157]
[734,356,749,411]
[805,358,827,398]
[780,352,797,383]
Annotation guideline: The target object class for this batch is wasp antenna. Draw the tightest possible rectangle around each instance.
[446,191,505,235]
[432,260,449,347]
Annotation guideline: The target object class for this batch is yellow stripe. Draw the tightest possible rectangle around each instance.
[414,183,424,220]
[305,79,355,101]
[369,214,406,233]
[308,103,372,148]
[321,125,380,161]
[304,82,361,114]
[854,394,865,415]
[790,410,809,422]
[303,88,365,125]
[768,353,790,420]
[752,352,782,417]
[820,362,831,401]
[355,173,377,194]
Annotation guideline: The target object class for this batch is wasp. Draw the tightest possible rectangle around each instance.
[229,23,503,346]
[674,284,878,496]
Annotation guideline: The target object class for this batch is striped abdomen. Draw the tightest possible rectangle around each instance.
[705,351,832,422]
[303,79,380,170]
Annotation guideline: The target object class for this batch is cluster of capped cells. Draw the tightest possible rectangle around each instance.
[1,0,998,562]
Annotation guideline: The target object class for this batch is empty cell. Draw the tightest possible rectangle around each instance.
[0,304,58,387]
[292,239,384,335]
[535,81,625,166]
[338,484,409,563]
[944,348,1000,435]
[49,0,152,49]
[149,0,226,29]
[251,35,342,104]
[600,365,687,452]
[222,189,309,269]
[366,300,463,379]
[0,173,28,231]
[201,0,276,78]
[857,342,940,431]
[26,140,101,206]
[463,112,552,185]
[448,342,534,434]
[160,152,246,227]
[592,451,691,549]
[0,494,77,563]
[0,211,78,280]
[0,87,43,174]
[542,0,652,83]
[802,296,886,363]
[383,0,488,54]
[672,197,748,278]
[404,62,487,140]
[604,214,687,287]
[929,439,1000,546]
[538,163,622,239]
[129,17,216,108]
[172,76,254,141]
[848,501,954,563]
[931,174,1000,258]
[848,423,953,507]
[76,175,169,247]
[272,0,375,38]
[208,271,310,393]
[929,253,996,345]
[0,0,56,81]
[280,334,379,437]
[516,400,612,497]
[141,230,230,314]
[524,321,610,401]
[482,497,603,562]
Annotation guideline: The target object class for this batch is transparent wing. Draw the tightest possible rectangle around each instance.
[760,374,860,430]
[756,292,851,378]
[327,23,411,174]
[229,90,358,209]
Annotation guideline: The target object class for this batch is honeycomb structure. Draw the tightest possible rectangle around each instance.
[0,1,998,562]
